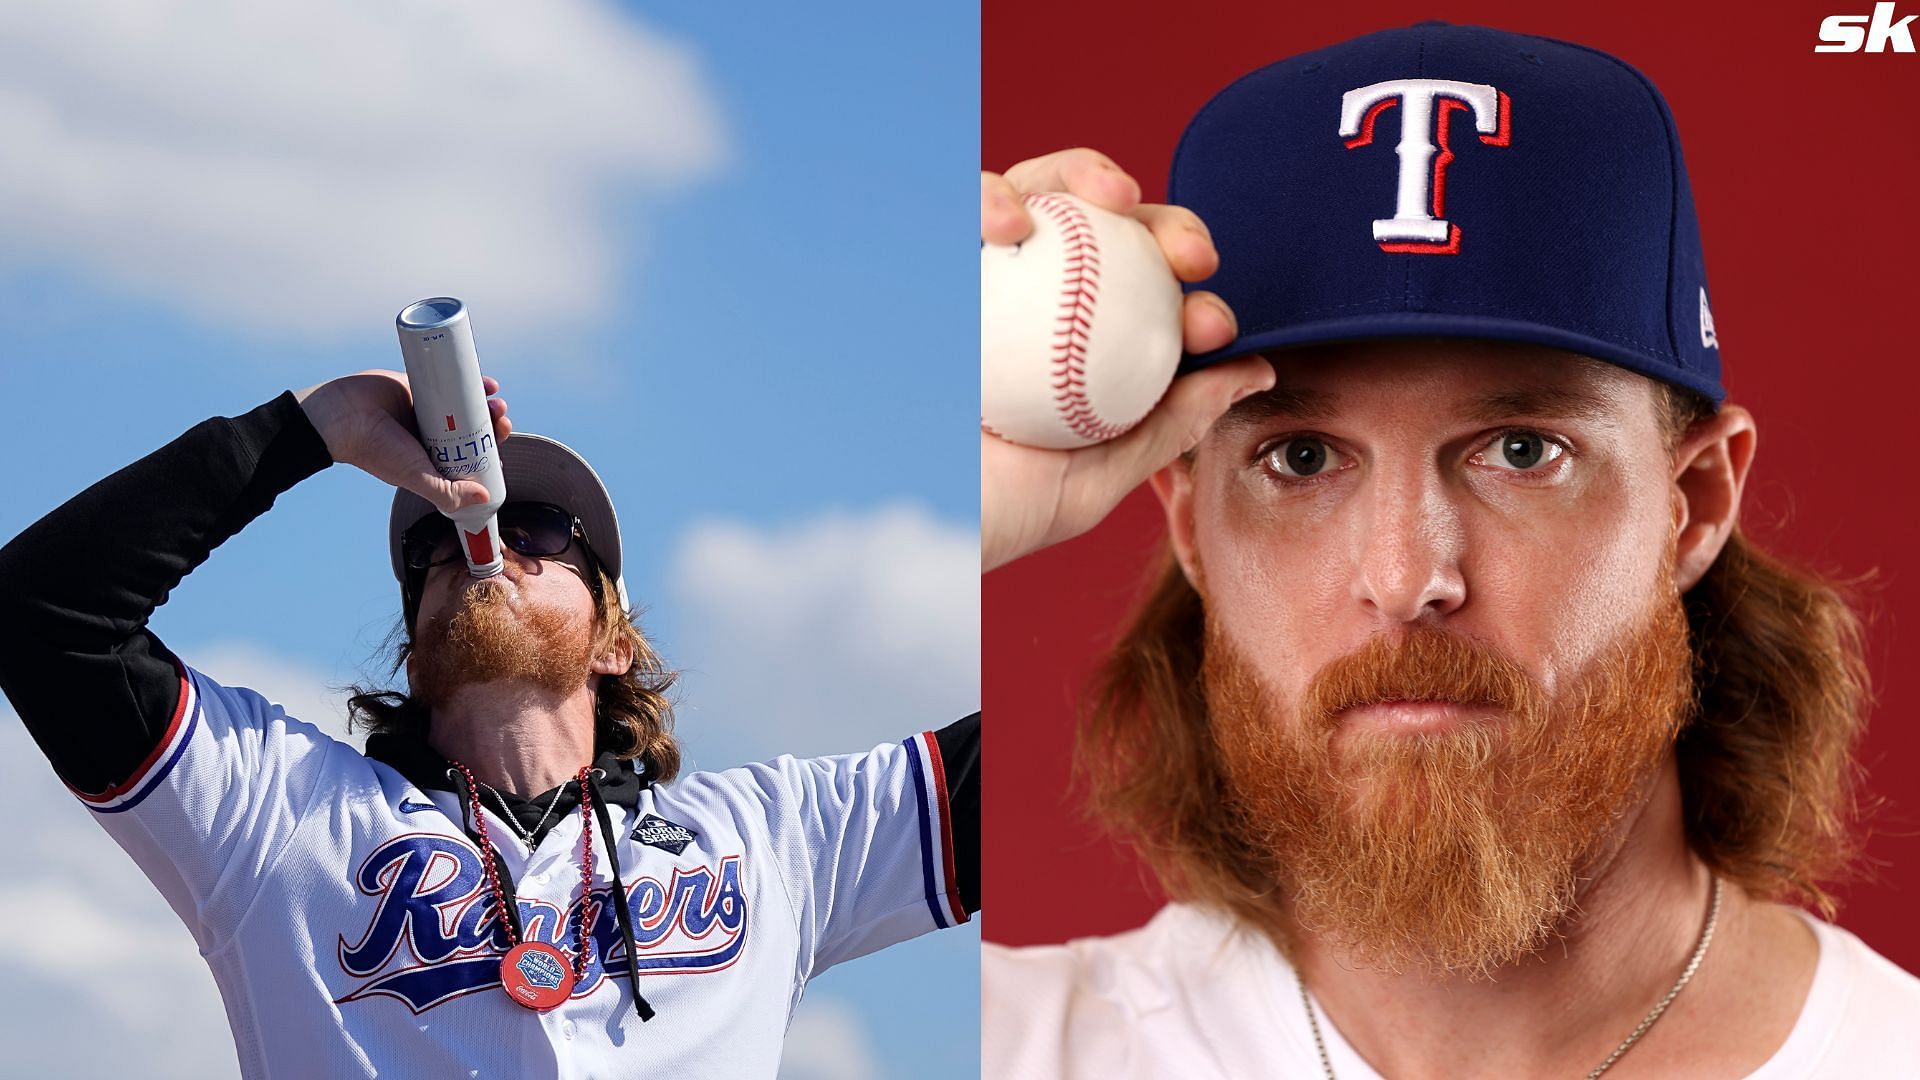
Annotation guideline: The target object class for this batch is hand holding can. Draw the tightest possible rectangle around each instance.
[293,366,512,555]
[392,297,508,578]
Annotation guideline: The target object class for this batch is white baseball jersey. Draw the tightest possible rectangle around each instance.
[82,655,969,1078]
[0,391,978,1076]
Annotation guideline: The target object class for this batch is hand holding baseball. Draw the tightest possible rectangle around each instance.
[980,149,1275,572]
[295,370,513,516]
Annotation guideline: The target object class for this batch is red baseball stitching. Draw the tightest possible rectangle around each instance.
[1025,192,1130,443]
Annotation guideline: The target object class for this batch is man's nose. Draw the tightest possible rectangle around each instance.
[1349,464,1467,623]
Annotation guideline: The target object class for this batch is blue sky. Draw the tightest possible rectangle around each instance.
[0,2,978,1077]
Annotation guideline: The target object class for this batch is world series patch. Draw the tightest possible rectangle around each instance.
[631,814,697,855]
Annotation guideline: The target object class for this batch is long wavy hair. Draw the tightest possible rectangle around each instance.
[1080,384,1875,926]
[343,560,682,782]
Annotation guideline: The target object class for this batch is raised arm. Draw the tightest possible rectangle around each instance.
[0,392,334,792]
[981,149,1275,571]
[0,370,507,794]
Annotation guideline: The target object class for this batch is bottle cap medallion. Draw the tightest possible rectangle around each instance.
[501,940,576,1011]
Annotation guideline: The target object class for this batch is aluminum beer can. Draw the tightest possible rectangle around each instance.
[394,297,505,578]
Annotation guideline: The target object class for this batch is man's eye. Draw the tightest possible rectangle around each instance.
[1478,430,1565,471]
[1262,437,1348,478]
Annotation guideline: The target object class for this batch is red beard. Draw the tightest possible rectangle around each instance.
[409,578,595,709]
[1201,570,1694,979]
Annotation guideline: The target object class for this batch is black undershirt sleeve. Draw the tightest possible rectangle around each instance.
[0,391,334,793]
[932,712,980,915]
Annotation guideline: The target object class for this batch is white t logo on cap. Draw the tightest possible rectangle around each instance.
[1700,287,1719,349]
[1341,79,1512,255]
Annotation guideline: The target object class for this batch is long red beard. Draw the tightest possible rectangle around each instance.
[410,579,595,708]
[1201,573,1694,980]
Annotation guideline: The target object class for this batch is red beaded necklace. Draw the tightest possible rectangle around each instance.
[450,760,597,1012]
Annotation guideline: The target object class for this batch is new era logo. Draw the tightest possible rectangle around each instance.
[631,814,697,855]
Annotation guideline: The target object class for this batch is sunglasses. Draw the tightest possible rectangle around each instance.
[400,501,608,626]
[402,500,592,571]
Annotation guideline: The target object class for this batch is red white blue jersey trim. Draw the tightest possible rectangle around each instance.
[69,654,199,814]
[905,730,968,929]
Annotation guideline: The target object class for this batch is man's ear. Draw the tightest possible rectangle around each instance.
[1148,455,1202,589]
[592,629,635,677]
[1670,403,1757,592]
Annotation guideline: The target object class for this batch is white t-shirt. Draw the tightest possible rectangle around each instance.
[984,901,1920,1078]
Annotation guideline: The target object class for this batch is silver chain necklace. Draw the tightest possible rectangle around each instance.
[457,773,569,849]
[1298,876,1723,1079]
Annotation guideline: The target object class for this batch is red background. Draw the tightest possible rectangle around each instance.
[983,0,1920,975]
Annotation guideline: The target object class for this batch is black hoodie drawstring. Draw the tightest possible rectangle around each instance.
[444,764,656,1024]
[588,768,656,1022]
[448,767,528,944]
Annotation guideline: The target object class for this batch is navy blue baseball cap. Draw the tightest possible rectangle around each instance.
[1172,20,1725,404]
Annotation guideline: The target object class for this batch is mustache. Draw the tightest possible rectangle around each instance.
[1299,626,1545,729]
[457,570,521,601]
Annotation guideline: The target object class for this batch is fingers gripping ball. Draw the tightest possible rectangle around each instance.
[982,192,1183,449]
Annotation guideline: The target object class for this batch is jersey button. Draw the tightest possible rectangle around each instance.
[562,1020,575,1040]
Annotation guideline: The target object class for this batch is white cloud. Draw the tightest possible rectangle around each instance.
[0,713,241,1078]
[0,643,364,1075]
[779,995,882,1080]
[668,504,979,766]
[0,0,726,345]
[184,640,364,749]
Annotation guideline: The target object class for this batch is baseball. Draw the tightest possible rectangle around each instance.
[981,192,1183,450]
